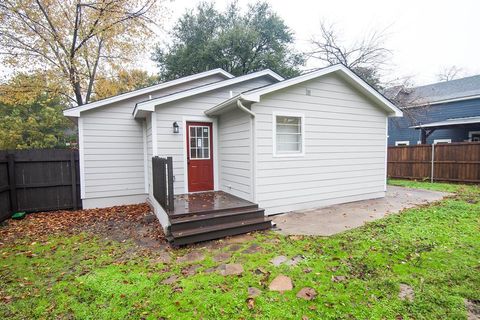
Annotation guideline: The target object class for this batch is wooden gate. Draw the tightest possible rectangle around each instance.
[152,156,174,212]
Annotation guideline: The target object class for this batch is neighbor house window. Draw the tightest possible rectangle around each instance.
[395,141,410,146]
[273,113,304,156]
[469,131,480,142]
[433,139,451,144]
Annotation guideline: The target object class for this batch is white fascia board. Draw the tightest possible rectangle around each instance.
[410,116,480,129]
[63,68,234,118]
[134,69,284,118]
[242,64,403,117]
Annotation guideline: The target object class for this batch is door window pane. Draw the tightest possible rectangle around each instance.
[189,125,210,159]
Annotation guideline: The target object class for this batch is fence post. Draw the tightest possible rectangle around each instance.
[70,150,78,210]
[167,156,174,211]
[430,143,435,183]
[7,153,18,213]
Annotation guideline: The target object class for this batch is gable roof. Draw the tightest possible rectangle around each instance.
[132,69,284,118]
[64,68,234,117]
[388,74,480,107]
[206,64,403,117]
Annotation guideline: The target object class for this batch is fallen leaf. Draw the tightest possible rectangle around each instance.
[246,298,255,310]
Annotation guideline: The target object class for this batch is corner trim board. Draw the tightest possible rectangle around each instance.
[78,117,86,199]
[152,111,158,156]
[142,120,148,193]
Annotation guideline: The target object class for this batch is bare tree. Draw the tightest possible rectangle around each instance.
[309,21,391,89]
[436,66,462,82]
[0,0,166,106]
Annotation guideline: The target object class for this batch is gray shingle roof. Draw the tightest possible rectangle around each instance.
[390,74,480,106]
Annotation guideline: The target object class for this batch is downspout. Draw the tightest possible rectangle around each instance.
[236,100,256,202]
[237,100,255,117]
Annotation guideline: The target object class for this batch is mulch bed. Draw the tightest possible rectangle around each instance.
[0,204,166,248]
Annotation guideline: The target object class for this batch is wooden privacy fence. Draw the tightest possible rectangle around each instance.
[0,149,81,222]
[388,142,480,183]
[152,156,174,212]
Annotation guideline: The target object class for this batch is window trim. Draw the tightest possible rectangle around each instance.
[272,111,305,157]
[395,140,410,146]
[433,139,451,144]
[188,125,211,160]
[468,131,480,142]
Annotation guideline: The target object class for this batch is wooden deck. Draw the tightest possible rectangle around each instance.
[169,191,257,217]
[166,191,271,245]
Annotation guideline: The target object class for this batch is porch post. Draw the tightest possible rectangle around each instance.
[421,129,427,144]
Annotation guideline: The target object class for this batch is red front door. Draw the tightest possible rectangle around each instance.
[187,122,214,192]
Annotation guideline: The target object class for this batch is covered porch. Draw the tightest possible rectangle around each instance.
[412,116,480,144]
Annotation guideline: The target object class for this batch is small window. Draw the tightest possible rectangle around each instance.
[395,141,410,146]
[274,113,304,156]
[469,131,480,142]
[433,139,451,144]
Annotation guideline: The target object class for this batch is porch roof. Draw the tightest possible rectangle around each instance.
[410,116,480,129]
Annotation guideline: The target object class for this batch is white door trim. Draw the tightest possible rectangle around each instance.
[182,116,219,193]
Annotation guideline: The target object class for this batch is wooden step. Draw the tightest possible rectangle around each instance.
[170,207,266,232]
[170,217,272,246]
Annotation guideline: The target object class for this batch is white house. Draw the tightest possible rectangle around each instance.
[64,65,402,244]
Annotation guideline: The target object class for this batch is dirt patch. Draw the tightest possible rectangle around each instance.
[0,204,166,249]
[465,299,480,320]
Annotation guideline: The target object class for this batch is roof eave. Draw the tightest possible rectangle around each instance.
[137,70,283,114]
[63,68,235,117]
[241,65,403,117]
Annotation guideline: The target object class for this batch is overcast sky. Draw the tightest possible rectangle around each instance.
[151,0,479,86]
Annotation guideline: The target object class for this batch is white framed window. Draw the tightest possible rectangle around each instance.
[433,139,451,144]
[395,141,410,146]
[468,131,480,142]
[273,112,305,157]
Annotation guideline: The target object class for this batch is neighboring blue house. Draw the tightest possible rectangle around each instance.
[387,75,480,146]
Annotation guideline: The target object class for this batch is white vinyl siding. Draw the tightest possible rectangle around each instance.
[218,108,253,201]
[80,74,226,208]
[252,73,388,215]
[154,77,274,195]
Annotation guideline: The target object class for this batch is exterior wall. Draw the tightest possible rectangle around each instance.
[218,108,253,201]
[252,73,388,215]
[153,77,274,195]
[388,98,480,145]
[80,74,226,209]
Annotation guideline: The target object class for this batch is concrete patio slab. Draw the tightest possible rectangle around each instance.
[272,186,450,236]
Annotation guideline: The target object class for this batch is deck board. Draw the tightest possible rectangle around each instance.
[169,191,256,217]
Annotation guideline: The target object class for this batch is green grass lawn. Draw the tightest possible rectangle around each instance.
[1,180,479,319]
